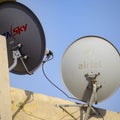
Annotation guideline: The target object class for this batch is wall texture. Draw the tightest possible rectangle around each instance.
[11,87,120,120]
[0,36,12,120]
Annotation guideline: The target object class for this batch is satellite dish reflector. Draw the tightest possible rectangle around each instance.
[61,36,120,103]
[0,1,46,74]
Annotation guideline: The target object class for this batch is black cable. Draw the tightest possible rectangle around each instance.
[12,91,33,120]
[23,104,46,120]
[42,55,81,102]
[42,55,105,120]
[22,91,46,120]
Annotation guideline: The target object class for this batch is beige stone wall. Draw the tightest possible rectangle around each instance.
[11,87,120,120]
[0,36,12,120]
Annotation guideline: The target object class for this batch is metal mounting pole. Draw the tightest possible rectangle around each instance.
[84,72,101,120]
[9,44,33,75]
[9,50,21,71]
[56,72,101,120]
[84,83,97,120]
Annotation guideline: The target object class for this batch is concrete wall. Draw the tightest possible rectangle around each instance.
[11,87,120,120]
[0,36,12,120]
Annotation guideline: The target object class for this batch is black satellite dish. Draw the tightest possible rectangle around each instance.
[0,1,46,74]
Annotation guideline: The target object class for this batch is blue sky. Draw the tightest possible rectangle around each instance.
[10,0,120,112]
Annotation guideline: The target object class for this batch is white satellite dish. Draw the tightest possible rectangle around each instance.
[60,36,120,119]
[61,35,120,102]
